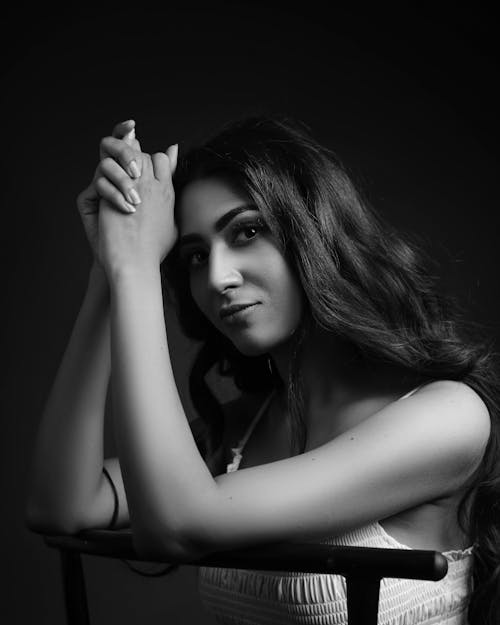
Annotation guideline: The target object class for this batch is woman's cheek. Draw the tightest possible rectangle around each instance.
[190,279,212,324]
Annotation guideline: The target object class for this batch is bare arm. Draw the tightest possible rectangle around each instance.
[25,120,143,534]
[67,134,490,560]
[25,263,130,533]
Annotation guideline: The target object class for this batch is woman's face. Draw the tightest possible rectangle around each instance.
[177,176,304,356]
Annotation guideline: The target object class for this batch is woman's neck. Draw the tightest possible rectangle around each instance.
[269,328,421,429]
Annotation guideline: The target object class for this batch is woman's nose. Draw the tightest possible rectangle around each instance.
[208,245,243,293]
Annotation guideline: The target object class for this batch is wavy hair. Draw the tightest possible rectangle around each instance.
[159,114,500,622]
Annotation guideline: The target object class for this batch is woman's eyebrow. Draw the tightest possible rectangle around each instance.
[178,204,259,248]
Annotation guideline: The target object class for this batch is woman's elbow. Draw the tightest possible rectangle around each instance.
[132,526,211,563]
[25,502,85,536]
[25,513,80,536]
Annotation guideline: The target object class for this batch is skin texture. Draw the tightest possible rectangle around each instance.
[27,124,492,564]
[177,177,304,357]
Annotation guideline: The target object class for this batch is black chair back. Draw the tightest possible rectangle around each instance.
[44,530,448,625]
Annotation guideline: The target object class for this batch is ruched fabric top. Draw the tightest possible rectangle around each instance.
[197,387,475,624]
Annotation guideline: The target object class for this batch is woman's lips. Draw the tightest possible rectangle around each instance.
[220,303,259,322]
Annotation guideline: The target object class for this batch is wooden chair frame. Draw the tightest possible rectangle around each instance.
[42,529,448,625]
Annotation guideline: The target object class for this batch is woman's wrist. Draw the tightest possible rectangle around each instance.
[87,260,110,300]
[107,261,161,289]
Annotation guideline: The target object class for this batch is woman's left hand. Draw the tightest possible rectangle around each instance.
[97,140,179,278]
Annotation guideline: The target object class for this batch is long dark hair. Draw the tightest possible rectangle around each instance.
[160,114,500,622]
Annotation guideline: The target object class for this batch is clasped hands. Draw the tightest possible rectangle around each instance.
[77,120,179,279]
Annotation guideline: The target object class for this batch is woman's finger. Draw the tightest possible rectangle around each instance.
[122,126,135,145]
[114,120,142,152]
[100,136,142,179]
[122,127,142,153]
[165,144,179,175]
[76,178,99,215]
[77,162,104,215]
[98,157,142,207]
[95,175,138,214]
[112,119,135,138]
[101,120,134,160]
[88,159,135,216]
[151,152,171,181]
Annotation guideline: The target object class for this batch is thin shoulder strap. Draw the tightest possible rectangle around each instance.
[238,389,276,450]
[226,390,276,473]
[398,383,426,401]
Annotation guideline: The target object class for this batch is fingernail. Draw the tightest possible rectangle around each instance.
[168,144,178,169]
[124,128,136,146]
[127,188,141,205]
[129,160,141,178]
[125,202,136,213]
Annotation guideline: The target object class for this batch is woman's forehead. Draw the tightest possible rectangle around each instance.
[177,177,252,232]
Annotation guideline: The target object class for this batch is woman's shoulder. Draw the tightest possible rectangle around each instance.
[414,379,490,414]
[406,379,491,456]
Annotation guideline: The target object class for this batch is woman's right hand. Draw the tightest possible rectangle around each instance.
[76,120,143,268]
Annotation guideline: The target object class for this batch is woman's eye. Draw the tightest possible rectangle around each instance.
[235,226,257,241]
[184,250,207,268]
[181,221,266,269]
[232,221,266,243]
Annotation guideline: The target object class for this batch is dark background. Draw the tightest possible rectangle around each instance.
[2,4,499,623]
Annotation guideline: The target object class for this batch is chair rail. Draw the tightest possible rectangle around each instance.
[43,530,449,625]
[45,529,448,579]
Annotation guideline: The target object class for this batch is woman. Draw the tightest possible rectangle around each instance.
[26,115,499,623]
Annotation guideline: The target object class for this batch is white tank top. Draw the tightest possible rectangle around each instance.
[198,385,475,624]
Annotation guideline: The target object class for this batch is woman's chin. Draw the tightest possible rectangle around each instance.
[230,333,293,358]
[232,341,269,357]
